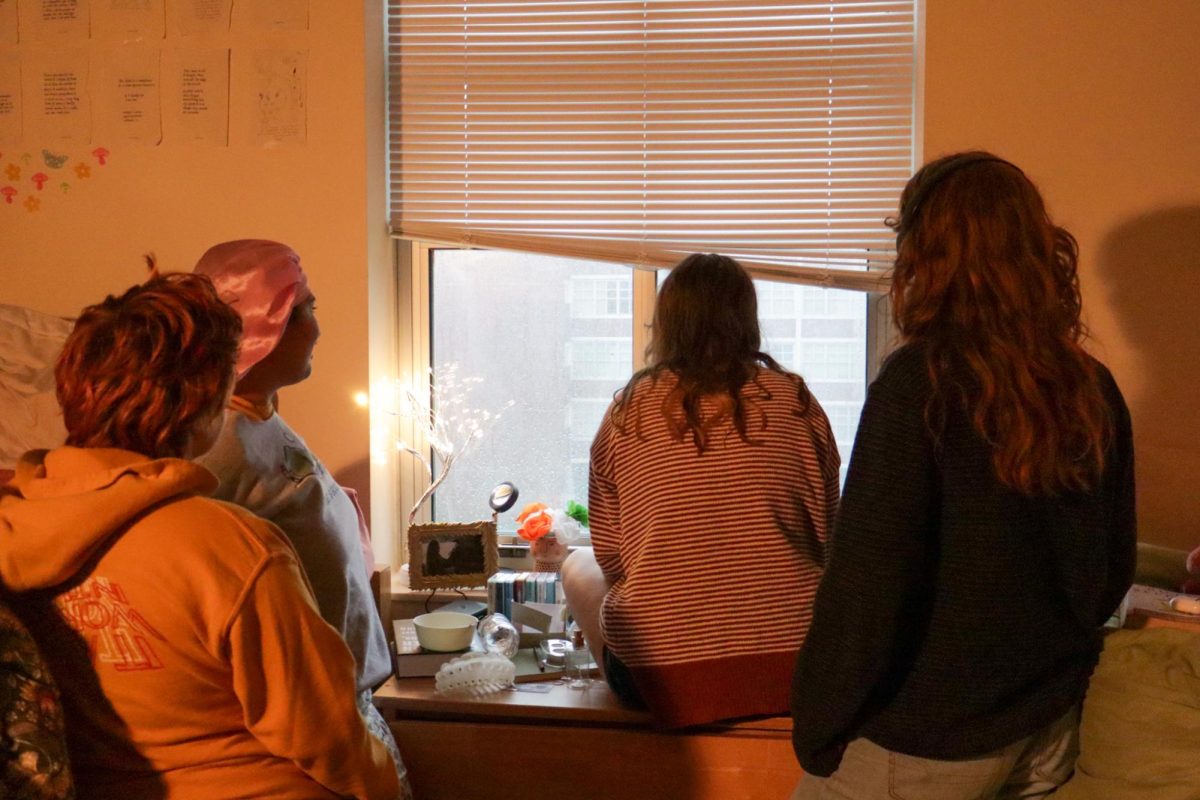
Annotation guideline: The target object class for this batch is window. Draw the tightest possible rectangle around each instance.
[426,250,634,529]
[569,339,633,381]
[754,281,867,476]
[757,282,798,319]
[386,1,916,560]
[571,277,632,318]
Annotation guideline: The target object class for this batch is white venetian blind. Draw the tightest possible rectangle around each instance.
[387,1,917,291]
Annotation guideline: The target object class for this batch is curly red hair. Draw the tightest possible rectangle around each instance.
[56,272,242,458]
[888,152,1112,495]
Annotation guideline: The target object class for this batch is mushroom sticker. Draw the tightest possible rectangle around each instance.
[31,173,48,190]
[92,147,110,166]
[1,186,16,204]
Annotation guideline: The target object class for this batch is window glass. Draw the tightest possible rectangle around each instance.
[430,250,632,527]
[756,280,867,481]
[652,272,868,482]
[571,276,632,318]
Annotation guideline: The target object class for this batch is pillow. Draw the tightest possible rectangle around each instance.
[0,304,72,467]
[1056,628,1200,800]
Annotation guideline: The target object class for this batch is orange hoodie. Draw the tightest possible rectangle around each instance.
[0,447,399,800]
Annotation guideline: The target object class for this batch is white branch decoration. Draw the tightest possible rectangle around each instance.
[374,364,513,525]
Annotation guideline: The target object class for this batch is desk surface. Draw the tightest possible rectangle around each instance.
[374,676,792,734]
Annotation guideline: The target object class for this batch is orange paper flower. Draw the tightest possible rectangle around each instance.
[516,503,553,542]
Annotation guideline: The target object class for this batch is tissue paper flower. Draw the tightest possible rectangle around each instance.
[516,502,587,544]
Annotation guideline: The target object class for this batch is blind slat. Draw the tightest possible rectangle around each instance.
[388,0,916,286]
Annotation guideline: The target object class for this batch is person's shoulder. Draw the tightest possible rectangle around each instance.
[1084,354,1131,422]
[1085,353,1121,394]
[144,494,295,562]
[753,366,815,411]
[871,341,931,398]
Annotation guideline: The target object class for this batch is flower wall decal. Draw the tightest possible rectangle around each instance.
[0,148,111,212]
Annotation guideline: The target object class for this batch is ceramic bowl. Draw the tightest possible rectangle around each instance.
[412,611,477,652]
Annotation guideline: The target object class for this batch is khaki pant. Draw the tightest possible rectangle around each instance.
[792,706,1080,800]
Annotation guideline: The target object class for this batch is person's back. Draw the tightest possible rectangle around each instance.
[4,450,394,799]
[564,253,841,729]
[795,342,1132,757]
[790,152,1137,800]
[0,272,398,800]
[192,241,392,695]
[591,366,838,726]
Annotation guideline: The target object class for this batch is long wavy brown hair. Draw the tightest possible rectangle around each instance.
[888,151,1112,494]
[56,270,242,458]
[611,253,810,452]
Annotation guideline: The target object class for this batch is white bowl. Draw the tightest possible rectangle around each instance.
[413,611,477,652]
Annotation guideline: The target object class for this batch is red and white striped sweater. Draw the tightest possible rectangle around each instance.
[590,367,840,728]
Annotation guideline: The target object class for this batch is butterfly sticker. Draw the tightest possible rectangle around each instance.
[42,149,69,169]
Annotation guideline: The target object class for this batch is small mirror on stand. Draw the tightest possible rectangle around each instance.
[489,482,519,520]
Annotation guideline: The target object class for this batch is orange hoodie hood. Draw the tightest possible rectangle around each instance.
[0,447,217,592]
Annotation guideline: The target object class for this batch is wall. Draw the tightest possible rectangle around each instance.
[0,1,390,550]
[924,0,1200,550]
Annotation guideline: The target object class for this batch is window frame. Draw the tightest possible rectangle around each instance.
[388,239,891,567]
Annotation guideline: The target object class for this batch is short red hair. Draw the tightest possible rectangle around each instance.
[56,272,242,458]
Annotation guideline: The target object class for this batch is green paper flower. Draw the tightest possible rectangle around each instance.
[565,500,589,528]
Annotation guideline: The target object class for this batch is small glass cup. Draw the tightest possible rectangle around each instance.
[477,613,519,659]
[564,623,593,689]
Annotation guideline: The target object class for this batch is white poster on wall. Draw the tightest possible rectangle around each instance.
[93,47,161,144]
[246,48,305,146]
[23,48,91,142]
[164,48,228,144]
[171,0,231,37]
[0,51,21,144]
[234,0,306,31]
[92,0,165,42]
[17,0,90,42]
[0,0,19,45]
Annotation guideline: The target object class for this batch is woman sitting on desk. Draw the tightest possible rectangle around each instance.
[789,152,1136,799]
[562,252,842,728]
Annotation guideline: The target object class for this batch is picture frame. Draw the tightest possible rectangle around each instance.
[407,520,498,591]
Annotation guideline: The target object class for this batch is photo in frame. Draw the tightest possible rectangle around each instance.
[407,520,498,591]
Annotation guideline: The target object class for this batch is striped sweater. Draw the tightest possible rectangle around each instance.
[590,367,841,728]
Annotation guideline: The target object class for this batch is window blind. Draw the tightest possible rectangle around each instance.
[387,1,917,291]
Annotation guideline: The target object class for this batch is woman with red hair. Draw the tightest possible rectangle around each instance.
[790,153,1136,799]
[0,272,399,799]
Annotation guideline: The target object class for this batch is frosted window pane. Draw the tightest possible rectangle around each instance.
[431,250,632,526]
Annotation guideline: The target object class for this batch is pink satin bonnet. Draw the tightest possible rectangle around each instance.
[193,239,312,379]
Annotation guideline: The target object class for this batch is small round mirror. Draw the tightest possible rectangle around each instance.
[488,482,519,513]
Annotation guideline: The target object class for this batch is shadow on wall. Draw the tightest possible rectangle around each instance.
[1096,207,1200,551]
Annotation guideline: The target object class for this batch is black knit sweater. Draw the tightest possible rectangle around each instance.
[790,343,1136,776]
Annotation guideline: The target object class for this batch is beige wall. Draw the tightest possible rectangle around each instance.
[924,0,1200,550]
[0,2,388,544]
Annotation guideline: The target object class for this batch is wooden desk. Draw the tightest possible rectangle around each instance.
[374,677,802,800]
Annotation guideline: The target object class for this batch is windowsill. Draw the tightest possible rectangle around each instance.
[390,564,489,599]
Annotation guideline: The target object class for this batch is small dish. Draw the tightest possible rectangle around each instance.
[413,611,477,652]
